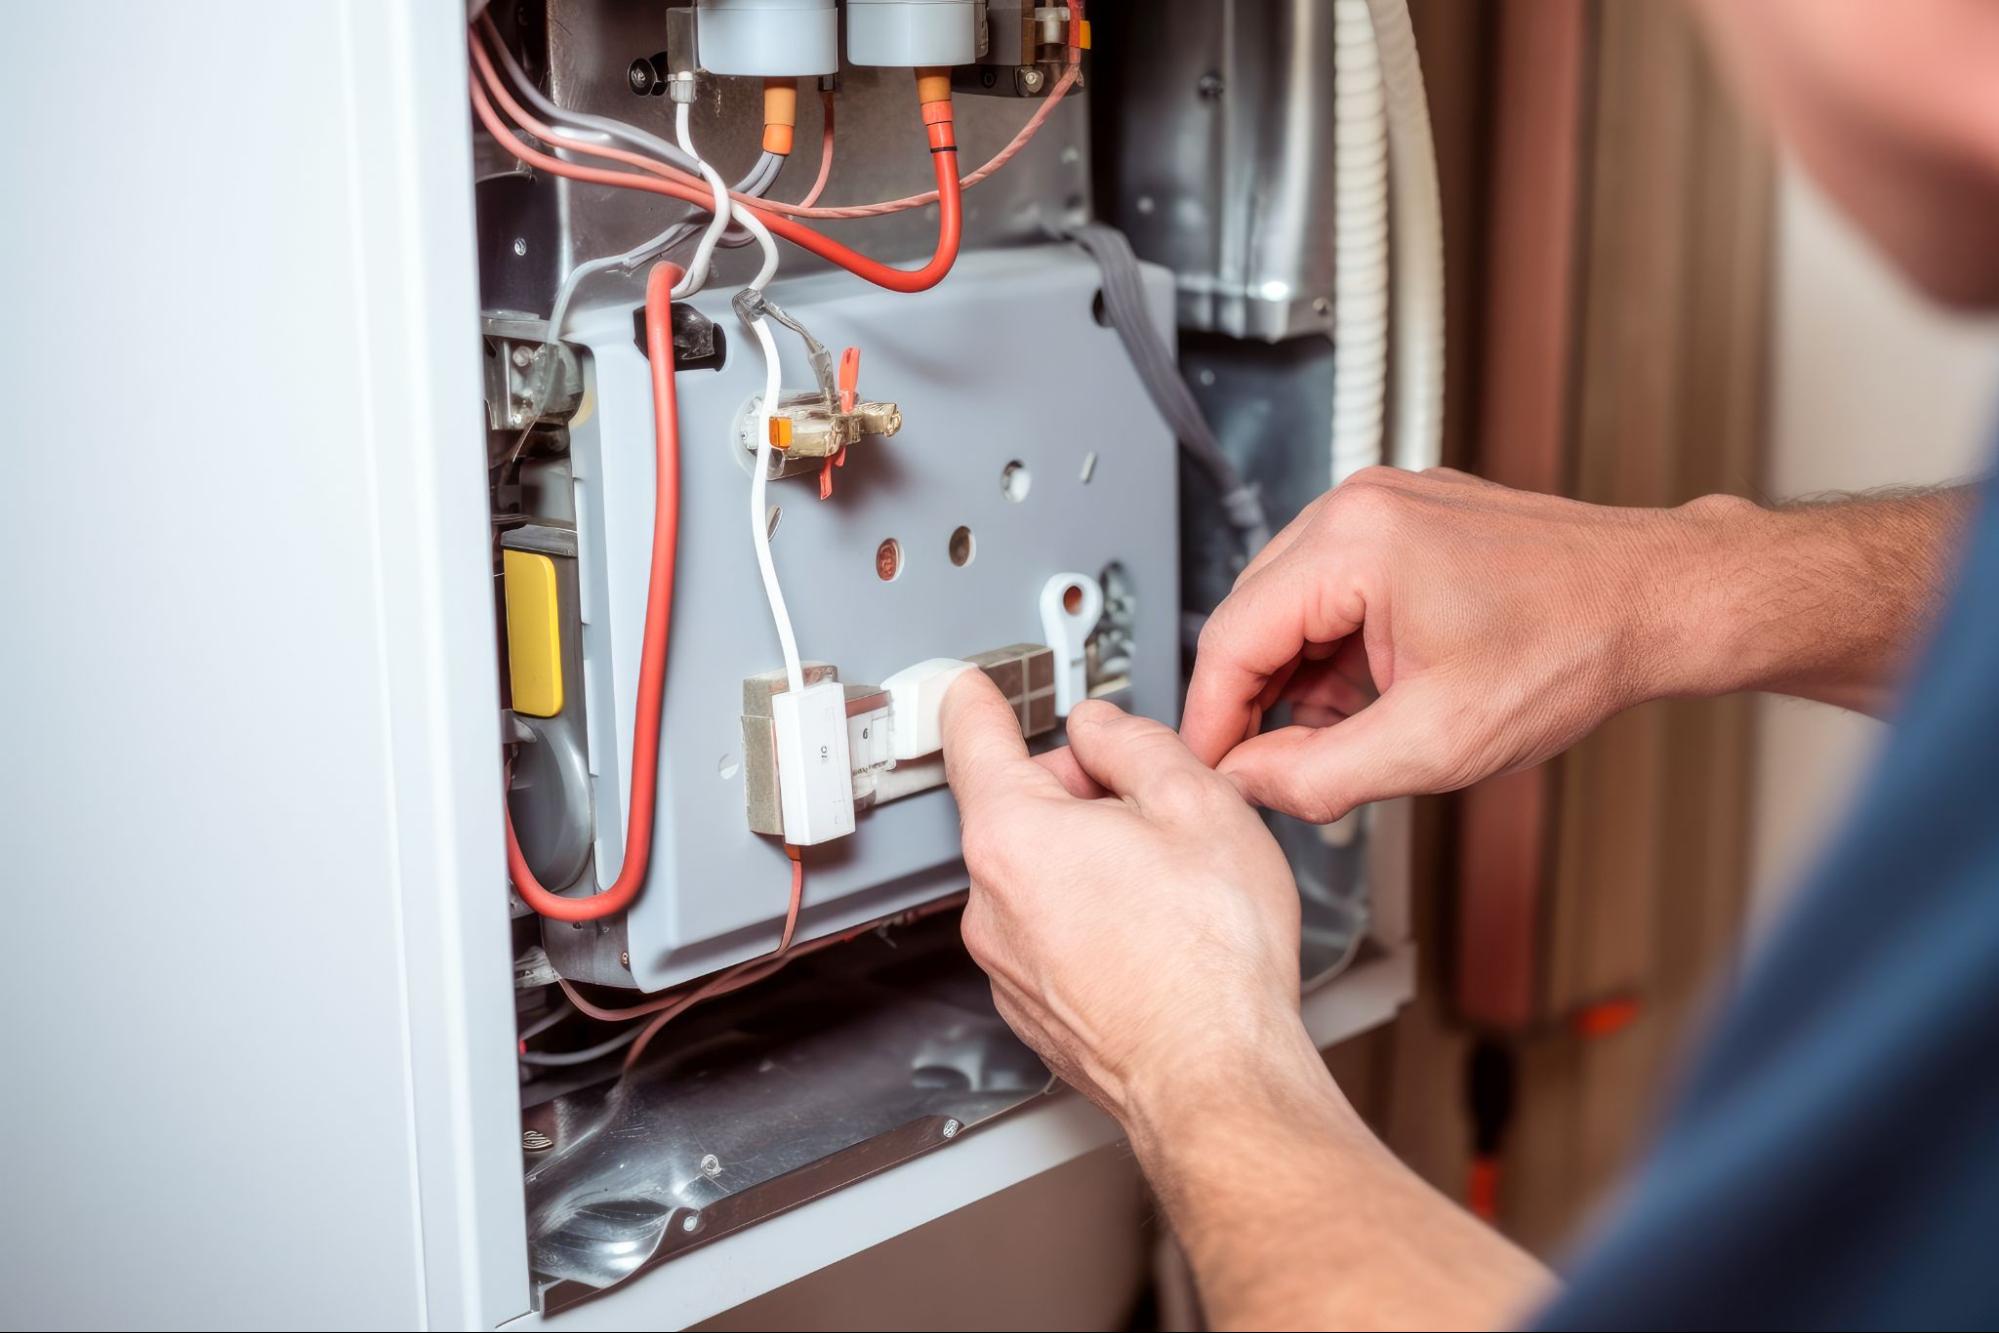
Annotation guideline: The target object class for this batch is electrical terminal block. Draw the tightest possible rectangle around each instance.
[740,644,1056,836]
[749,390,904,463]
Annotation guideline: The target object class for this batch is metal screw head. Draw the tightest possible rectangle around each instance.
[941,1118,962,1140]
[511,237,528,258]
[1197,70,1225,100]
[699,1153,722,1178]
[1019,66,1045,92]
[522,1129,555,1153]
[619,950,631,969]
[628,59,655,95]
[680,1212,703,1234]
[510,345,534,369]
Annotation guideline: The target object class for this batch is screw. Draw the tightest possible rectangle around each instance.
[699,1153,722,1178]
[1197,70,1225,100]
[980,67,998,89]
[619,950,630,968]
[1312,296,1333,316]
[681,1212,703,1234]
[941,1118,962,1140]
[512,237,528,258]
[628,59,655,95]
[510,345,534,368]
[522,1129,554,1153]
[1019,66,1045,93]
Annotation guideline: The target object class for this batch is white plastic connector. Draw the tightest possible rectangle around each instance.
[881,658,975,761]
[1039,573,1104,718]
[771,679,856,844]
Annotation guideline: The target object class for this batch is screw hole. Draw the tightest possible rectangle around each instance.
[1001,460,1032,503]
[1063,583,1084,615]
[948,525,976,567]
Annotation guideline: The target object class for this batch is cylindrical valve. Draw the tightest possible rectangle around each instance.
[845,0,977,67]
[694,0,838,77]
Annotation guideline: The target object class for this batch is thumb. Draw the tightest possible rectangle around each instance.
[1218,684,1461,823]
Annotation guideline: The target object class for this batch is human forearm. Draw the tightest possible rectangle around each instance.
[1128,1016,1552,1332]
[1646,487,1975,716]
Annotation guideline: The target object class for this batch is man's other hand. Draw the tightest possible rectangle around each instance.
[940,671,1305,1124]
[1181,466,1716,822]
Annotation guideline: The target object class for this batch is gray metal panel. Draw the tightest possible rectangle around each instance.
[1105,0,1343,341]
[505,944,1416,1329]
[1,1,528,1328]
[552,247,1178,991]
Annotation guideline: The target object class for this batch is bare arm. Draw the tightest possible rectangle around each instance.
[940,675,1551,1331]
[1182,470,1976,821]
[1129,1024,1551,1331]
[1655,487,1973,716]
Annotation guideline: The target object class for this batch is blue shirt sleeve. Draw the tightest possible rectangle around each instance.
[1536,478,1999,1331]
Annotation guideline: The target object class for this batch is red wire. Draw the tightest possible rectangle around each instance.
[468,62,962,294]
[504,261,683,922]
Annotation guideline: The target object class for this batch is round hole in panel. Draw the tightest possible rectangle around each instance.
[1001,460,1032,503]
[875,537,903,582]
[948,526,976,567]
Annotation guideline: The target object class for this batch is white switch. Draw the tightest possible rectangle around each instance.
[881,657,975,761]
[771,678,856,845]
[1039,572,1103,717]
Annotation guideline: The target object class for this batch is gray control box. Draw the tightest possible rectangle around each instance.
[543,247,1178,990]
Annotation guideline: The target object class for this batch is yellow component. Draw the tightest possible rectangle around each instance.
[502,549,564,718]
[769,416,794,449]
[1076,18,1092,50]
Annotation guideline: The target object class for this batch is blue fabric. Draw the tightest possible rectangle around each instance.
[1539,479,1999,1331]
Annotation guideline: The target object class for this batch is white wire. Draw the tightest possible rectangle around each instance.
[673,101,734,299]
[668,106,798,689]
[748,316,804,692]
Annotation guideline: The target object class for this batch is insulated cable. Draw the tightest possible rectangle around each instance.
[517,1023,644,1069]
[1071,223,1271,556]
[503,261,684,923]
[797,91,837,209]
[739,0,1084,221]
[469,43,963,294]
[671,97,734,298]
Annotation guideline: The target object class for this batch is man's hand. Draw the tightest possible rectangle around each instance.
[1184,467,1971,823]
[941,667,1554,1330]
[940,671,1304,1122]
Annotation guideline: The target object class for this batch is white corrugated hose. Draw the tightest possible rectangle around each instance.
[1364,0,1446,474]
[1329,0,1391,485]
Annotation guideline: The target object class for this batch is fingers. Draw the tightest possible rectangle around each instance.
[1182,538,1370,766]
[1034,745,1108,799]
[1218,683,1458,822]
[941,671,1066,819]
[1065,700,1233,819]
